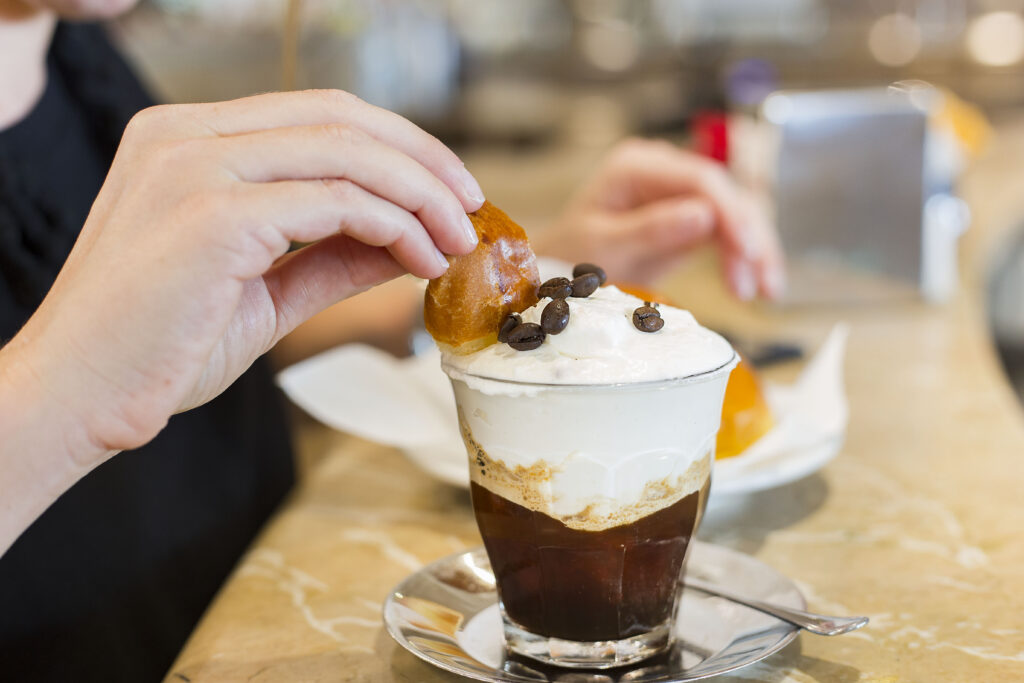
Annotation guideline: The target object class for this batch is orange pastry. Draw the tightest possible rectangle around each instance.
[424,201,540,354]
[615,283,675,306]
[716,355,774,459]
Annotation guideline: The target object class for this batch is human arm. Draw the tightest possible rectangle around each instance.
[0,339,104,555]
[0,89,483,556]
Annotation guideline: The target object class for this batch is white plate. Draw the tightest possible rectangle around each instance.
[709,435,843,498]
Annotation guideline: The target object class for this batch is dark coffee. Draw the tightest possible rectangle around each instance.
[470,480,709,642]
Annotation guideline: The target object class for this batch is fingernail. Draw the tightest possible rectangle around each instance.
[458,166,485,205]
[733,261,756,301]
[742,230,763,260]
[765,266,786,299]
[461,214,478,247]
[434,247,450,272]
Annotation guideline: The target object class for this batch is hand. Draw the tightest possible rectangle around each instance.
[4,89,483,461]
[535,138,784,300]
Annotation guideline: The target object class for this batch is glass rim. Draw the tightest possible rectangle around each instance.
[442,350,738,390]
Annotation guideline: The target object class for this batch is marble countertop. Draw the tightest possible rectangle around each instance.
[165,123,1024,683]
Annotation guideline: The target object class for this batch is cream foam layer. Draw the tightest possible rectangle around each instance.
[443,285,734,388]
[449,367,731,531]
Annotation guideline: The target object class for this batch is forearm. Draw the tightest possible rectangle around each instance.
[0,337,113,557]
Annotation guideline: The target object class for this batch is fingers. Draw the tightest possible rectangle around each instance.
[261,235,406,341]
[589,197,715,285]
[597,140,748,250]
[748,200,786,300]
[722,253,757,301]
[618,196,716,251]
[721,237,785,300]
[727,191,785,300]
[594,138,786,300]
[216,124,477,258]
[229,179,453,280]
[193,90,485,212]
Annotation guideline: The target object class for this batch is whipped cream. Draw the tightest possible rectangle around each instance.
[443,285,734,388]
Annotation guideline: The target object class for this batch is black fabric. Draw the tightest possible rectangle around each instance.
[0,23,295,682]
[0,21,148,322]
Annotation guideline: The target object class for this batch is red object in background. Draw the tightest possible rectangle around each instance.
[692,110,730,164]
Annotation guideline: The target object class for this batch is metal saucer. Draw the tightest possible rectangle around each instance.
[383,541,804,682]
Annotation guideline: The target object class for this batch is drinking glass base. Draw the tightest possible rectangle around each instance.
[502,616,671,670]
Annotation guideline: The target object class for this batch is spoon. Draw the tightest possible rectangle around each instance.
[684,577,869,636]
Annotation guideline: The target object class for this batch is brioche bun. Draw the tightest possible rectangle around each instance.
[424,201,540,354]
[716,355,774,459]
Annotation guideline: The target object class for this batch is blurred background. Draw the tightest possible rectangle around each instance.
[115,0,1024,133]
[110,0,1024,400]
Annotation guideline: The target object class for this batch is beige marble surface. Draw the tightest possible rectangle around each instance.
[166,123,1024,683]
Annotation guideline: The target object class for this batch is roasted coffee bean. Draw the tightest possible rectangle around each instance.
[497,313,522,343]
[572,262,607,285]
[643,300,658,309]
[507,322,546,351]
[632,306,664,333]
[538,277,573,299]
[540,298,570,335]
[570,273,600,298]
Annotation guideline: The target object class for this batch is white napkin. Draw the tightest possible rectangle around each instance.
[276,325,848,497]
[712,324,848,496]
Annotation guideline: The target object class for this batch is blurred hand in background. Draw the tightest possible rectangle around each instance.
[535,138,784,300]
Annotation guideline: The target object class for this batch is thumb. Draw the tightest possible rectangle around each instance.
[616,196,716,252]
[261,234,406,343]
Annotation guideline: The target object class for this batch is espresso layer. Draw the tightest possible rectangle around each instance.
[471,481,708,641]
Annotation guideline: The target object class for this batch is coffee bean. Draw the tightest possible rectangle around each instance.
[572,262,607,285]
[507,322,546,350]
[497,313,522,343]
[538,277,573,299]
[632,306,664,333]
[540,298,570,335]
[570,273,600,298]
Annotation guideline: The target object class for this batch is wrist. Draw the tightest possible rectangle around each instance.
[0,333,114,469]
[0,337,115,555]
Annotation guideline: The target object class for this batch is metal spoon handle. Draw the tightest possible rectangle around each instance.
[684,577,869,636]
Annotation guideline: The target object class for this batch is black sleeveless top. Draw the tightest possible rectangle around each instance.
[0,24,295,682]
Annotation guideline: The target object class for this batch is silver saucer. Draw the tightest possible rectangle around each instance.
[383,541,804,682]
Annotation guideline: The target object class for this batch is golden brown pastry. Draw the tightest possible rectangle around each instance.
[615,283,675,306]
[424,201,540,354]
[716,355,774,459]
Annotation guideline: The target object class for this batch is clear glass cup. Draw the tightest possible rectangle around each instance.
[444,354,736,669]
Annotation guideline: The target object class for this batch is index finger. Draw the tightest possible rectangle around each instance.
[190,90,485,212]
